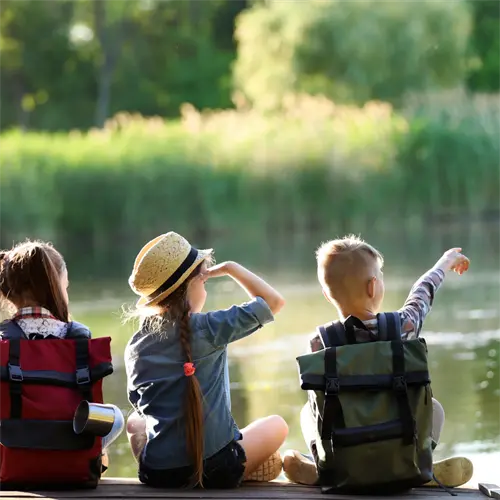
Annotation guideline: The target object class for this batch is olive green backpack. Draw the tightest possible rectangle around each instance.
[297,312,434,494]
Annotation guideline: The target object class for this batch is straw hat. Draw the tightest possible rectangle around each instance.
[129,232,212,308]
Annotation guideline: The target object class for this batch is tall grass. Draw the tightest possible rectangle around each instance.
[1,91,498,275]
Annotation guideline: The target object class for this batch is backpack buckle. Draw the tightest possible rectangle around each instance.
[326,378,340,394]
[393,375,407,392]
[8,364,23,382]
[76,367,91,385]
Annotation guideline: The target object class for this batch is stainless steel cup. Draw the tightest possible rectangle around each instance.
[73,401,115,436]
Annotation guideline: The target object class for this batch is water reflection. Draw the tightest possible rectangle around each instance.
[75,223,499,480]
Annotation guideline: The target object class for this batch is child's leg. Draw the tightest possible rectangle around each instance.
[300,402,317,457]
[126,410,147,463]
[426,398,473,488]
[283,404,318,485]
[431,398,445,447]
[239,415,288,479]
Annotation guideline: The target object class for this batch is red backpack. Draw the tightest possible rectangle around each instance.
[0,320,113,489]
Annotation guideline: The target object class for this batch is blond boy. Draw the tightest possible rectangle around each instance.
[283,235,473,488]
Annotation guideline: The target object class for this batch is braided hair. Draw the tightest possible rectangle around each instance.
[152,263,206,487]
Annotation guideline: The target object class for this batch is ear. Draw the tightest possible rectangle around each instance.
[367,277,376,299]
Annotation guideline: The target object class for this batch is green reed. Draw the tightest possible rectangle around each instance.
[1,92,498,271]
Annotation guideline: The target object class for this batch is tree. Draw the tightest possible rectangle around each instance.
[0,0,81,130]
[466,0,500,92]
[234,0,473,110]
[0,0,243,130]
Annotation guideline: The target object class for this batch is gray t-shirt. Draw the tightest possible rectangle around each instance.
[125,297,274,470]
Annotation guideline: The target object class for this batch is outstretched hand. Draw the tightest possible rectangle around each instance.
[435,248,470,275]
[202,261,233,280]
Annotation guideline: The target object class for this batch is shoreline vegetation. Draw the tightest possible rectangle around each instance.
[1,91,498,269]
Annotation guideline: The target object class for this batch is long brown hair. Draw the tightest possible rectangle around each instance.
[0,240,69,322]
[148,263,206,487]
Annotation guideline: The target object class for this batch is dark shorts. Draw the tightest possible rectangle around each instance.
[139,440,247,489]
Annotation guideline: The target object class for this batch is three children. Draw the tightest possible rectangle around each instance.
[0,233,474,489]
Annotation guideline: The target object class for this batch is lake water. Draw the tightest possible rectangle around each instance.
[72,222,499,485]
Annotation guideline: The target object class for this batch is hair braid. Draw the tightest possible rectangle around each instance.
[178,302,205,487]
[141,261,209,488]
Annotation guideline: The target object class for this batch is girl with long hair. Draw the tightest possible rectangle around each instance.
[125,232,288,488]
[0,240,124,470]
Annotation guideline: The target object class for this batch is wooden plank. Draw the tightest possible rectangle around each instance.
[0,479,483,500]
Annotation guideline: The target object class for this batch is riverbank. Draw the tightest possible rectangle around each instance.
[1,92,498,268]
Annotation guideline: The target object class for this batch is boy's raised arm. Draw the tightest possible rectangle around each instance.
[399,248,469,340]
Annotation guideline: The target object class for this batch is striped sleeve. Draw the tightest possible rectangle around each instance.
[399,267,446,340]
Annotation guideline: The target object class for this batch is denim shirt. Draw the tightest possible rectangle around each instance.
[125,296,274,470]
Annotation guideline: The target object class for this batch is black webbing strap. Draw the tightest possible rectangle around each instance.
[75,339,92,402]
[321,316,371,348]
[344,315,371,344]
[391,337,415,445]
[378,312,402,341]
[321,347,346,442]
[341,321,357,346]
[8,338,23,418]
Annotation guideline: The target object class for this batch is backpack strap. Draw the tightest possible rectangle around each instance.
[0,320,28,340]
[69,323,93,401]
[320,342,346,444]
[317,321,349,348]
[317,321,352,445]
[377,312,402,341]
[8,336,23,419]
[386,318,416,446]
[66,321,92,339]
[0,321,26,419]
[74,337,93,402]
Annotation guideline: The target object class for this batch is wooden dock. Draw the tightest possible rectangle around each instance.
[1,478,498,500]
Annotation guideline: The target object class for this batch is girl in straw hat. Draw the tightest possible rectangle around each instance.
[125,232,288,489]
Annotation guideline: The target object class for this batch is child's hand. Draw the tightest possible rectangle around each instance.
[435,248,470,275]
[203,261,285,314]
[203,261,234,279]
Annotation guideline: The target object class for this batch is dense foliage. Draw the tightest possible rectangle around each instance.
[2,93,498,267]
[0,0,498,130]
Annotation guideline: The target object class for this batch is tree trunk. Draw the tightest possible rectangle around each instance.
[95,60,112,128]
[14,75,29,132]
[94,0,112,128]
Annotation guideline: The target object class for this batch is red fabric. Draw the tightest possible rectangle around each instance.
[0,337,112,486]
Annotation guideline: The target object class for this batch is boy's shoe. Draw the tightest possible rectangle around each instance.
[283,450,318,485]
[283,451,473,489]
[245,451,283,482]
[425,457,474,488]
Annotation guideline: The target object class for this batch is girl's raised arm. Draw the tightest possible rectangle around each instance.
[204,261,285,315]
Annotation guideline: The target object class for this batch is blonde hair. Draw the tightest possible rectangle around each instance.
[316,235,383,303]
